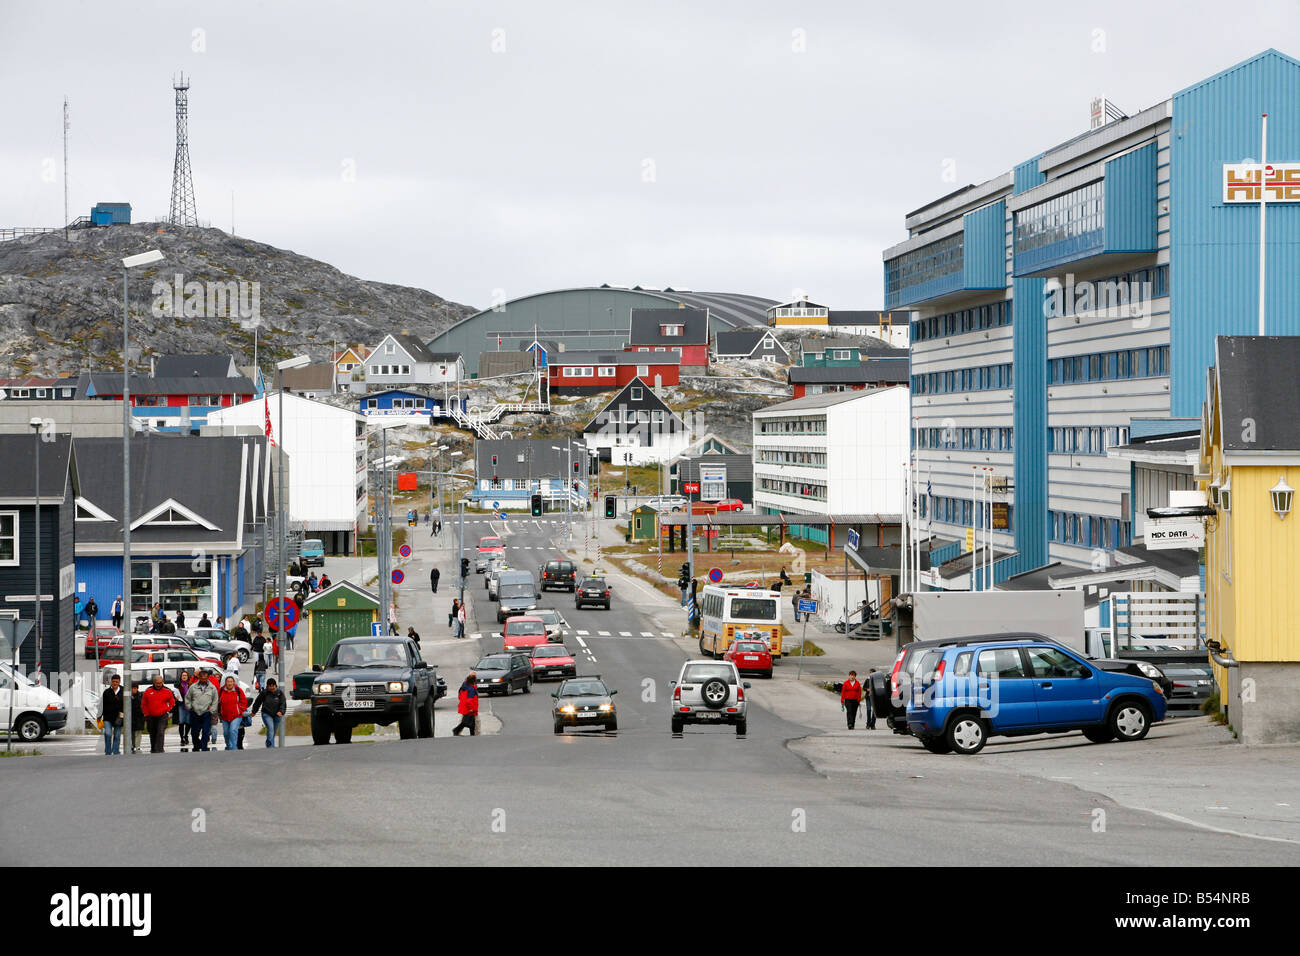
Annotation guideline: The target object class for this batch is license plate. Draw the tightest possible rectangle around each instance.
[577,711,600,718]
[343,699,376,709]
[743,655,758,661]
[695,711,722,720]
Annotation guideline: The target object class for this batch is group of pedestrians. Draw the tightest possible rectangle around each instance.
[839,669,878,730]
[99,665,288,755]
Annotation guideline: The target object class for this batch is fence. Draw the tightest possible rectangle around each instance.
[1110,591,1206,649]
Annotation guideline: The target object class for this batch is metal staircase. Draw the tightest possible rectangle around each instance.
[450,399,550,440]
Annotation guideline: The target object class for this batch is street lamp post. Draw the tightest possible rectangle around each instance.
[29,419,42,687]
[120,248,163,756]
[274,355,309,747]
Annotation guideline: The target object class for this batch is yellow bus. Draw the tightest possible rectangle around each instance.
[698,586,784,658]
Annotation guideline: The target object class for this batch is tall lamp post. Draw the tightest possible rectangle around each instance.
[274,355,310,747]
[119,248,163,756]
[28,418,43,685]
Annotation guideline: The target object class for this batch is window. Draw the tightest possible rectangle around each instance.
[977,648,1026,679]
[1025,646,1088,679]
[61,388,72,398]
[35,389,46,398]
[598,366,616,377]
[660,324,683,337]
[831,349,851,361]
[638,347,650,353]
[637,365,649,377]
[651,410,665,423]
[0,512,17,565]
[630,386,643,401]
[654,347,666,352]
[366,399,377,409]
[401,365,411,375]
[385,342,395,355]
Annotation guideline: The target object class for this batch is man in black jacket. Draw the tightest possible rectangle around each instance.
[430,566,440,594]
[251,678,287,748]
[101,674,125,755]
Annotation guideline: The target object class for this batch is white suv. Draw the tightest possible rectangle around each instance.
[670,659,749,735]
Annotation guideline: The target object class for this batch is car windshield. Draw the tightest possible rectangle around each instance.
[507,621,545,636]
[533,645,569,658]
[303,539,323,550]
[499,584,533,599]
[479,538,503,550]
[329,642,410,667]
[560,681,607,697]
[729,598,776,621]
[682,663,734,684]
[476,656,511,669]
[534,610,560,624]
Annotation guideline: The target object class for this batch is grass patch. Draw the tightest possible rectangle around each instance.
[0,747,42,757]
[1202,693,1229,726]
[786,640,825,657]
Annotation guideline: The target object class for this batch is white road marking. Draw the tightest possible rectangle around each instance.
[598,630,611,636]
[470,632,482,640]
[576,629,590,636]
[641,631,654,637]
[661,632,675,637]
[588,655,598,663]
[619,631,632,637]
[575,636,588,648]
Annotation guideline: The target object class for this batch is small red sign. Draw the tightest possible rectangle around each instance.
[683,482,700,494]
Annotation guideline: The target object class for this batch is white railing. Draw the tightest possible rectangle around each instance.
[1110,591,1206,649]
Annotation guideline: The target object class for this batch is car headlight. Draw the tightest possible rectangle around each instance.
[387,681,408,693]
[598,703,613,712]
[491,677,502,683]
[560,704,576,714]
[317,682,334,694]
[1136,662,1159,678]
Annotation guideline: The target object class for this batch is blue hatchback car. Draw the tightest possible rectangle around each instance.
[905,636,1167,755]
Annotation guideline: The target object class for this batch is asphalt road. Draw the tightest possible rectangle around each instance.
[3,515,1297,866]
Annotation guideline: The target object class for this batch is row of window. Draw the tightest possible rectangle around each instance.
[757,417,827,435]
[554,366,652,377]
[911,300,1013,342]
[1050,511,1132,550]
[758,478,827,502]
[919,496,1015,532]
[1048,345,1168,384]
[1014,180,1105,254]
[885,232,964,298]
[1047,426,1130,455]
[365,397,430,409]
[911,362,1014,395]
[3,387,76,399]
[603,408,666,424]
[914,427,1015,452]
[370,364,413,376]
[1045,265,1168,317]
[756,449,827,468]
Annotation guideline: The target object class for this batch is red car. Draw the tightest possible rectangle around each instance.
[724,639,773,678]
[83,626,124,659]
[716,499,745,512]
[502,616,549,653]
[529,643,577,681]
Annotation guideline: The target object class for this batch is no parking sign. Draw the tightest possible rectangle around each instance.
[707,568,723,583]
[391,569,404,585]
[399,544,411,558]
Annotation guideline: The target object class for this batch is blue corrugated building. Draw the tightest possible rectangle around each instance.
[90,202,132,226]
[883,49,1300,583]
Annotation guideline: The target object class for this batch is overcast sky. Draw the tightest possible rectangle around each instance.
[3,1,1298,312]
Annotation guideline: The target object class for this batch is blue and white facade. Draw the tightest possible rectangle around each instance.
[884,49,1300,578]
[359,388,467,421]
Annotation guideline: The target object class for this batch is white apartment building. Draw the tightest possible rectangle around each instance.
[752,387,910,534]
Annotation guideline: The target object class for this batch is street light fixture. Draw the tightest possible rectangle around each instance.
[1271,476,1294,520]
[120,248,163,757]
[273,353,310,747]
[28,418,42,688]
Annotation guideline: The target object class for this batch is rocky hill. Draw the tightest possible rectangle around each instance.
[0,224,477,375]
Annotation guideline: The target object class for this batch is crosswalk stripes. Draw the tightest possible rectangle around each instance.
[575,630,589,635]
[619,631,632,636]
[661,632,675,638]
[597,630,610,636]
[640,631,653,637]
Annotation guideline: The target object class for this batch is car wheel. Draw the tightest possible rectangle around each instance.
[553,720,563,735]
[763,669,773,679]
[522,677,531,694]
[417,697,435,738]
[698,638,710,658]
[735,719,747,736]
[397,704,418,740]
[310,713,332,745]
[237,649,250,664]
[700,677,730,708]
[334,725,352,744]
[670,716,684,734]
[16,713,46,743]
[919,734,952,754]
[1109,700,1152,742]
[1082,726,1114,744]
[946,714,987,755]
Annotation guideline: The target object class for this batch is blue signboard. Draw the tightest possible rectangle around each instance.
[797,599,818,614]
[846,528,860,551]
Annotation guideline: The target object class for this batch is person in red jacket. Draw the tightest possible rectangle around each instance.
[218,676,248,751]
[141,674,177,753]
[840,670,863,730]
[452,672,479,736]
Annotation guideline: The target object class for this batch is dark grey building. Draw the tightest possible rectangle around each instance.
[713,328,790,364]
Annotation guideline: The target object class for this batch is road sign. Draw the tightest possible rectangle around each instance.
[264,598,299,631]
[707,567,723,583]
[746,581,759,588]
[798,599,818,614]
[495,510,506,520]
[391,569,405,584]
[492,501,500,509]
[399,544,411,558]
[846,528,860,551]
[371,622,383,637]
[965,528,975,552]
[683,481,700,494]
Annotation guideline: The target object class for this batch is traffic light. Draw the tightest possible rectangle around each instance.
[573,460,580,474]
[530,493,543,517]
[460,557,470,578]
[604,495,616,518]
[678,562,691,590]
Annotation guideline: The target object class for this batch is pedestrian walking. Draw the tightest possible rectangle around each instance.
[142,674,177,753]
[791,589,801,623]
[456,601,467,639]
[185,669,218,751]
[252,649,268,692]
[218,676,248,751]
[318,572,332,590]
[865,667,878,729]
[130,683,145,753]
[175,668,194,750]
[251,631,267,671]
[101,674,125,755]
[284,622,295,651]
[452,673,479,735]
[431,566,440,594]
[293,589,306,614]
[198,613,212,628]
[214,616,225,630]
[110,595,124,631]
[84,596,99,632]
[308,571,319,592]
[407,626,421,647]
[175,608,186,629]
[841,670,863,730]
[251,678,286,748]
[388,604,399,636]
[448,598,458,631]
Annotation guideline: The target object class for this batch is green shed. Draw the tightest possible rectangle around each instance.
[631,504,659,541]
[305,581,380,667]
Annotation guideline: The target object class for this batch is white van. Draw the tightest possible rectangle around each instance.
[0,661,69,743]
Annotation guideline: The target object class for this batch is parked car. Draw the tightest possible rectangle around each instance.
[670,659,750,735]
[575,575,612,610]
[98,635,223,669]
[476,535,505,573]
[496,570,540,623]
[175,627,251,663]
[553,676,618,733]
[503,615,549,653]
[529,643,577,681]
[474,653,532,696]
[1092,658,1175,700]
[539,559,577,592]
[299,538,326,567]
[82,625,123,659]
[1161,662,1217,716]
[723,639,773,679]
[905,637,1168,755]
[532,607,568,642]
[647,496,687,513]
[0,661,68,742]
[715,498,745,512]
[308,637,436,744]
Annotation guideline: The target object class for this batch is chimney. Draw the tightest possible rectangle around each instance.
[150,356,155,376]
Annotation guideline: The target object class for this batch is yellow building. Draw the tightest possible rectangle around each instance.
[1199,336,1300,744]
